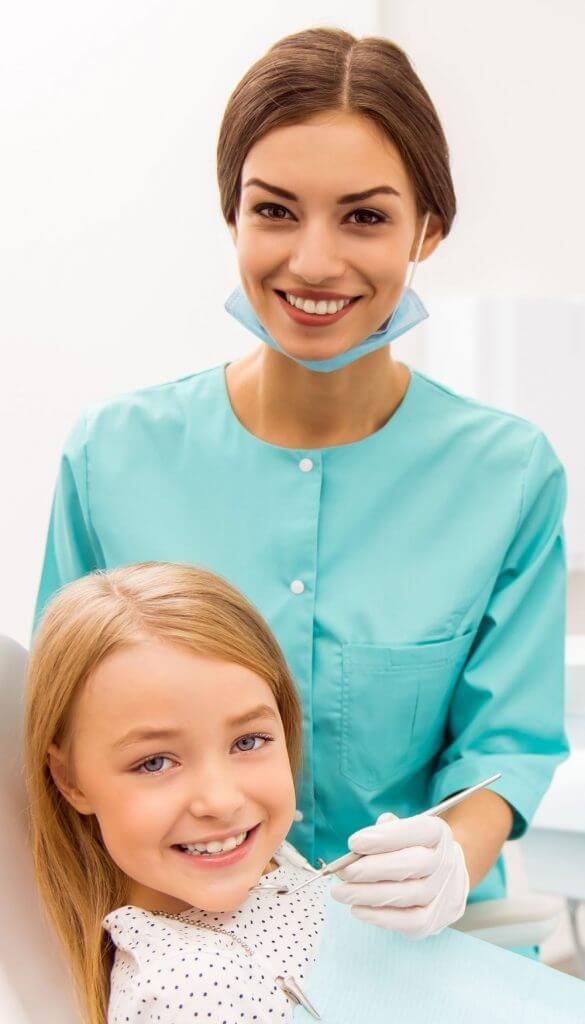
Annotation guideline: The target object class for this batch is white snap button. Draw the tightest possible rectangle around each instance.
[290,579,305,595]
[293,809,304,822]
[299,458,313,473]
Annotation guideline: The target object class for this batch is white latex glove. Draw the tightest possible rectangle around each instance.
[330,811,470,939]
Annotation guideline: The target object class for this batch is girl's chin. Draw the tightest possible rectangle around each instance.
[187,881,259,914]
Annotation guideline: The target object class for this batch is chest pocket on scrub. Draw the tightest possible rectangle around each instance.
[339,633,474,790]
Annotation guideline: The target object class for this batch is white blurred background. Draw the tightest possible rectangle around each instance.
[1,0,584,978]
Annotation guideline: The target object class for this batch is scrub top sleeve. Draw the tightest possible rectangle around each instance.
[430,431,569,840]
[32,415,102,638]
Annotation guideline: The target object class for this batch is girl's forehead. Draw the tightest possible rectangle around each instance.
[74,642,278,727]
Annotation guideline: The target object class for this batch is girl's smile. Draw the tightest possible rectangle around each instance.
[171,821,262,869]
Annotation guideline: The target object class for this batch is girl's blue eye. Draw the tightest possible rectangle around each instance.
[233,733,273,753]
[136,755,173,774]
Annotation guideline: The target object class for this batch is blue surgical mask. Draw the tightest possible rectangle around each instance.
[224,212,431,373]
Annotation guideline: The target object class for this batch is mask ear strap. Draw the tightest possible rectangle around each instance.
[405,210,431,290]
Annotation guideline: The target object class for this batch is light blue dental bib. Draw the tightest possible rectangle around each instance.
[224,285,429,372]
[293,890,585,1022]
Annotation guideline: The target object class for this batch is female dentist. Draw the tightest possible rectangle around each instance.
[34,27,568,954]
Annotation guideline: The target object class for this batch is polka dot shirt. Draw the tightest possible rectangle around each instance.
[103,843,329,1023]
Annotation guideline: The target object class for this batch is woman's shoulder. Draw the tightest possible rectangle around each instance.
[412,367,538,435]
[89,363,226,431]
[62,364,227,460]
[410,368,562,472]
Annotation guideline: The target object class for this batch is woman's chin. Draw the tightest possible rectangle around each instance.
[269,332,358,366]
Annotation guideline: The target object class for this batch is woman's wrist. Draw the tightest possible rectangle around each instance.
[440,790,514,891]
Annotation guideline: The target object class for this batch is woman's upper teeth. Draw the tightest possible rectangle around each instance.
[179,830,248,855]
[285,293,352,314]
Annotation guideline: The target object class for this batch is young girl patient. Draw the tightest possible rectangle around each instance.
[25,562,329,1024]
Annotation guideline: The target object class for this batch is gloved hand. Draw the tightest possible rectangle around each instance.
[330,811,470,939]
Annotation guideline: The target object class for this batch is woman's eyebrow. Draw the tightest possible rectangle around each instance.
[243,177,400,204]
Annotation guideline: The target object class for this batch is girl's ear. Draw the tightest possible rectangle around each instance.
[48,742,94,815]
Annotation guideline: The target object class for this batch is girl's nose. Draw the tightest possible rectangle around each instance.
[287,223,346,283]
[185,767,246,820]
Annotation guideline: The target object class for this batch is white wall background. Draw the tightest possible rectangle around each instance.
[1,0,584,639]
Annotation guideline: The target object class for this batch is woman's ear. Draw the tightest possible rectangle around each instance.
[412,212,443,263]
[48,742,94,815]
[228,218,237,246]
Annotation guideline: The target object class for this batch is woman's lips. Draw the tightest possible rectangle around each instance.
[274,290,360,327]
[172,824,260,870]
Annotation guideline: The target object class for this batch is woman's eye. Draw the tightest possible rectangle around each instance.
[253,203,386,226]
[254,203,292,221]
[233,733,273,753]
[347,209,387,226]
[136,755,174,774]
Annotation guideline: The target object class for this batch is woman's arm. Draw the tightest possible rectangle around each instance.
[33,414,101,636]
[332,430,568,939]
[441,789,514,890]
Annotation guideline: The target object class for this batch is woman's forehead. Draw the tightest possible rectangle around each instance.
[241,112,410,197]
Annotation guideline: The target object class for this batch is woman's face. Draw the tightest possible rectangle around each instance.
[230,110,440,365]
[49,639,296,914]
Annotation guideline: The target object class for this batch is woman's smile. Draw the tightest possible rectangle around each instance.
[274,288,362,327]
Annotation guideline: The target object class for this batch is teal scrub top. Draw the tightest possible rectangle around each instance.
[33,364,569,906]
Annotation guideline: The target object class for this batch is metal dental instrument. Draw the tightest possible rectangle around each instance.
[266,772,502,897]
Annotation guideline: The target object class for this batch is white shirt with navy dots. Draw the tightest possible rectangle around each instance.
[103,842,330,1023]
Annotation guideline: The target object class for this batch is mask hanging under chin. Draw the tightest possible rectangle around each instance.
[224,211,431,374]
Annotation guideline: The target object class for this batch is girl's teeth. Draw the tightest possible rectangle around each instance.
[285,293,352,315]
[179,831,248,856]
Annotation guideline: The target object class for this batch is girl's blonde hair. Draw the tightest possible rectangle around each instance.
[24,562,302,1024]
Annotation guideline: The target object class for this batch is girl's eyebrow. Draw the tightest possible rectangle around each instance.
[112,705,277,749]
[243,177,401,204]
[113,727,182,750]
[227,703,278,728]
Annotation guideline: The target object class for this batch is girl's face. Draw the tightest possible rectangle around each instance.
[50,639,296,914]
[230,110,441,365]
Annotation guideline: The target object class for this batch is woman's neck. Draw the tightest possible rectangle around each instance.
[225,345,411,449]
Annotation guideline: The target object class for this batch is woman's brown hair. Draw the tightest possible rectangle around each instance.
[217,26,456,235]
[24,562,302,1024]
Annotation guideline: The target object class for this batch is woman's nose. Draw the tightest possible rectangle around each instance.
[287,223,346,283]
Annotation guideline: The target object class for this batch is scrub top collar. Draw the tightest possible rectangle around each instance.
[219,360,422,457]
